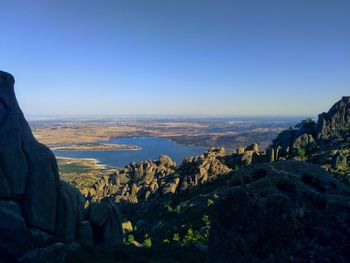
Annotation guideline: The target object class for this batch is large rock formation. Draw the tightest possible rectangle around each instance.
[87,199,123,248]
[179,147,231,190]
[82,148,232,214]
[268,119,318,161]
[0,70,123,262]
[317,96,350,140]
[0,71,59,232]
[209,161,350,262]
[82,155,178,209]
[267,97,350,181]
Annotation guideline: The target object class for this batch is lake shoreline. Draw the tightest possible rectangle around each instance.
[56,156,109,169]
[54,137,206,168]
[51,143,142,151]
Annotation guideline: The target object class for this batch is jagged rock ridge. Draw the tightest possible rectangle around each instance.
[318,96,350,140]
[268,96,350,179]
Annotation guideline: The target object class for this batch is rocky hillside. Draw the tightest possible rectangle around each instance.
[76,96,350,251]
[69,99,350,214]
[1,70,350,262]
[209,161,350,262]
[83,93,350,213]
[268,96,350,180]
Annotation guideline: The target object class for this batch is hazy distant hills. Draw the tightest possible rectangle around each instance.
[30,116,302,151]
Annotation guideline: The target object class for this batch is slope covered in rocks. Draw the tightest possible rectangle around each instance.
[268,96,350,181]
[78,96,350,249]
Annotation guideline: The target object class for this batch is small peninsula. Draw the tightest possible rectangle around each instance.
[51,143,141,151]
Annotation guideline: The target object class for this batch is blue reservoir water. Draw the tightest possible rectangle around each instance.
[53,137,205,168]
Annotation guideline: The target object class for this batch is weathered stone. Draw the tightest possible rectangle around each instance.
[317,96,350,140]
[0,71,59,232]
[18,243,66,263]
[77,220,94,246]
[87,199,123,248]
[0,200,33,262]
[266,147,275,162]
[236,147,245,154]
[162,177,180,194]
[55,181,85,241]
[159,154,176,167]
[218,147,226,155]
[22,143,59,232]
[240,150,258,166]
[332,152,348,171]
[293,133,315,149]
[246,143,259,152]
[29,228,55,247]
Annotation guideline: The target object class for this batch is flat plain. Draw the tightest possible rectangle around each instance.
[30,116,301,150]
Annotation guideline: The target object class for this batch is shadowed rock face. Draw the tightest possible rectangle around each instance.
[208,161,350,263]
[268,97,350,159]
[0,71,59,232]
[0,70,122,262]
[264,97,350,180]
[317,96,350,140]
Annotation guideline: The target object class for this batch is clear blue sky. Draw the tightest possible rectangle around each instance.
[1,0,349,116]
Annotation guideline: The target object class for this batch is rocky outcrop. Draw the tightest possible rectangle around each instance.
[223,143,262,168]
[0,71,59,232]
[83,148,232,211]
[0,71,123,262]
[83,155,177,207]
[0,200,33,260]
[179,147,231,190]
[268,119,317,161]
[317,96,350,140]
[266,97,350,180]
[87,199,123,248]
[209,161,350,262]
[55,181,85,241]
[18,243,67,263]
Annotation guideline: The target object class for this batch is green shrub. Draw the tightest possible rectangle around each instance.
[164,203,173,213]
[172,233,181,241]
[125,234,135,245]
[174,205,181,214]
[207,199,214,207]
[143,238,152,248]
[165,203,181,214]
[202,214,211,226]
[297,148,306,159]
[183,228,206,245]
[162,239,170,244]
